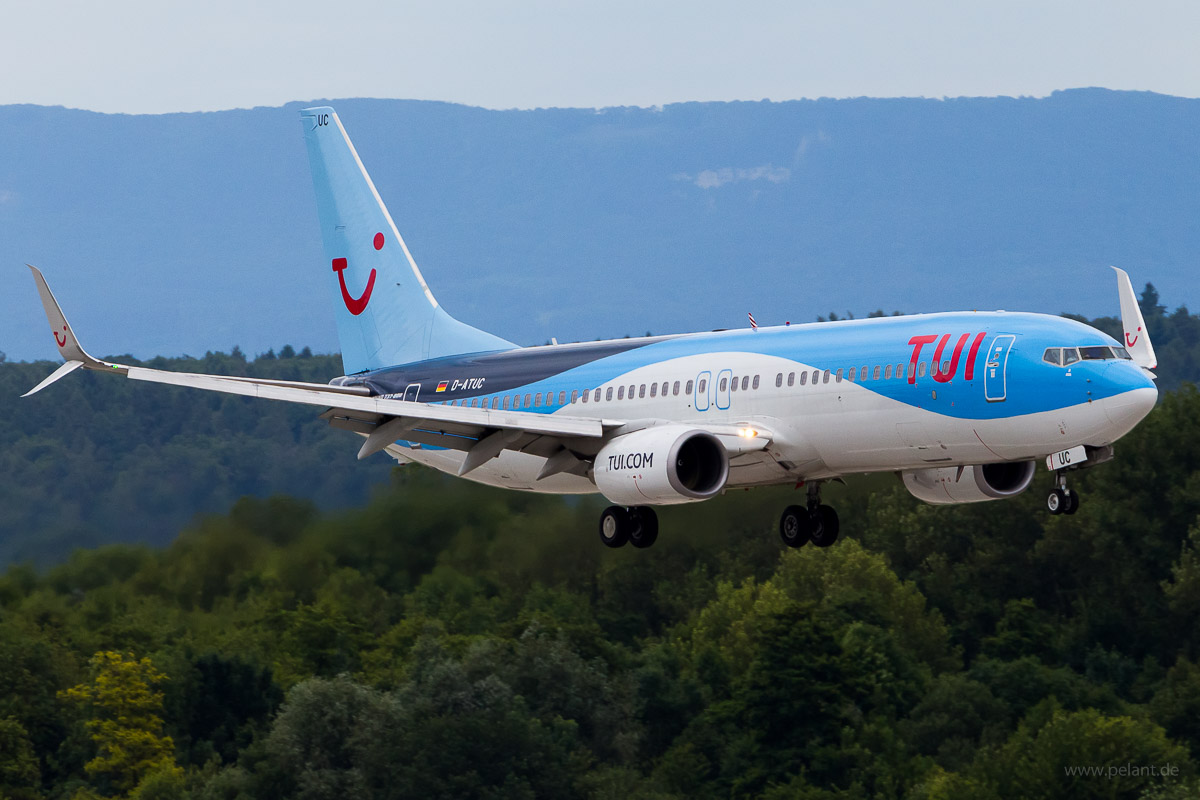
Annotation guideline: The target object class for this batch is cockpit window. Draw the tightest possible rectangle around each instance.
[1079,346,1115,360]
[1062,348,1080,366]
[1113,346,1132,360]
[1043,348,1062,366]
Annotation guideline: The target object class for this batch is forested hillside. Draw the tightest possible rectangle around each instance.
[0,381,1199,798]
[0,348,393,566]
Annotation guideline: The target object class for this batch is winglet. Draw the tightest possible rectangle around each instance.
[23,265,125,396]
[1111,266,1158,369]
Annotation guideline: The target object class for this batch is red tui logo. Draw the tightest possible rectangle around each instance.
[53,325,67,347]
[332,232,385,315]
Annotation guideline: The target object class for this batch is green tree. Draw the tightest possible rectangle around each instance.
[0,716,41,799]
[60,652,180,796]
[982,705,1193,799]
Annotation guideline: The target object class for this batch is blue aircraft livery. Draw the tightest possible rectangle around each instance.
[24,106,1159,550]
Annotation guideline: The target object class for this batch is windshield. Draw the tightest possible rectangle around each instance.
[1079,346,1115,360]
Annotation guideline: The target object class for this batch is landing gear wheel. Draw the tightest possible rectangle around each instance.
[810,505,840,547]
[629,507,659,549]
[779,505,810,548]
[1047,488,1066,515]
[599,506,631,548]
[1063,489,1080,515]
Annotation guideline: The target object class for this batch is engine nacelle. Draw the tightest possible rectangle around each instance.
[593,426,729,505]
[902,460,1037,505]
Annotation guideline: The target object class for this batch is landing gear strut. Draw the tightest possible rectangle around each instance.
[598,505,659,548]
[779,483,839,548]
[1046,471,1080,515]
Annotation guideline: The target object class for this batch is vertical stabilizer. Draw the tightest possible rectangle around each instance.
[300,107,513,374]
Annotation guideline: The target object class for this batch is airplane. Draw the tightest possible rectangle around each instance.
[24,106,1160,550]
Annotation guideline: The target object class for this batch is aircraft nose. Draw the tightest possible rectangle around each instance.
[1103,382,1157,431]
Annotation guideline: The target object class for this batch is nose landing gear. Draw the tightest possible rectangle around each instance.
[779,483,839,548]
[1047,471,1079,515]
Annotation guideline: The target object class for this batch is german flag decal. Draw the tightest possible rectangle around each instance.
[436,381,449,393]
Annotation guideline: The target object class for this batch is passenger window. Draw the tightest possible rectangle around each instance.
[835,369,843,383]
[522,393,530,407]
[787,372,795,387]
[753,375,760,390]
[941,361,950,375]
[884,364,892,380]
[606,387,613,401]
[742,376,750,391]
[1063,348,1080,366]
[1043,348,1062,366]
[650,382,657,398]
[559,391,567,405]
[581,390,588,403]
[535,392,543,407]
[918,362,927,377]
[718,377,726,391]
[568,390,577,403]
[846,368,856,382]
[638,384,646,399]
[593,388,601,402]
[873,365,881,380]
[731,377,738,392]
[628,384,635,398]
[491,397,499,409]
[618,386,625,400]
[661,382,669,396]
[673,381,680,395]
[799,371,807,386]
[502,396,510,410]
[776,373,783,388]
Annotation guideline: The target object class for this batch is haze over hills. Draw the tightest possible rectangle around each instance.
[1,89,1197,366]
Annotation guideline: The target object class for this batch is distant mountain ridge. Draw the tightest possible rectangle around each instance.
[1,90,1197,364]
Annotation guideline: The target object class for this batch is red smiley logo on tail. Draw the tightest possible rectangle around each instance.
[1126,326,1141,347]
[332,232,385,315]
[53,325,67,347]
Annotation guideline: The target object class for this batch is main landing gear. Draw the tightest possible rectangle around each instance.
[1046,471,1080,515]
[599,505,659,549]
[779,483,839,548]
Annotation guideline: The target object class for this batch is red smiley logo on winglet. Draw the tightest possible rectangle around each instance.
[332,232,384,316]
[1126,327,1141,347]
[53,325,67,347]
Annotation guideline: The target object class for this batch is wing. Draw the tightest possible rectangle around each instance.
[21,266,618,478]
[23,266,771,479]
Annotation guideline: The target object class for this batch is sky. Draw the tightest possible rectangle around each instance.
[2,1,1198,113]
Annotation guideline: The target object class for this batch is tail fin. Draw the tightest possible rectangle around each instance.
[300,107,513,374]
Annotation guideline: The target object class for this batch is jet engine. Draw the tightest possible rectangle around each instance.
[593,426,729,505]
[901,460,1037,505]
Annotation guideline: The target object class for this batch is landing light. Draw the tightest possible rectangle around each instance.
[738,427,758,438]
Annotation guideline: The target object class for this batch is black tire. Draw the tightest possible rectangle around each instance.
[599,506,630,548]
[810,505,840,547]
[629,507,659,549]
[1047,488,1065,515]
[1063,489,1079,515]
[779,505,810,548]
